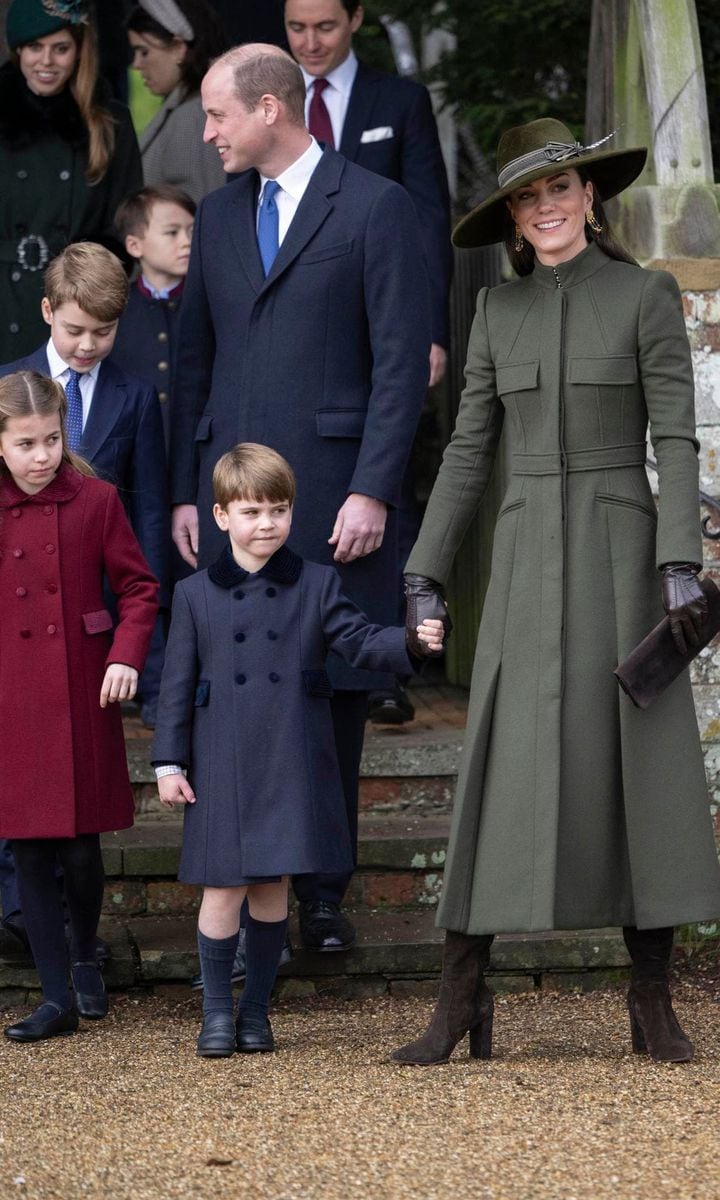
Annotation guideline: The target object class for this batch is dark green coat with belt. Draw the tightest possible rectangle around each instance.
[407,241,720,934]
[0,62,142,363]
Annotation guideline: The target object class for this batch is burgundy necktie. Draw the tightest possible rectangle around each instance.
[308,78,335,148]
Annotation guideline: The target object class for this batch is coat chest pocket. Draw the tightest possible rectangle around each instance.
[315,409,366,439]
[194,680,210,706]
[194,414,214,443]
[298,240,354,266]
[83,609,114,634]
[303,669,334,698]
[495,361,539,395]
[568,356,638,385]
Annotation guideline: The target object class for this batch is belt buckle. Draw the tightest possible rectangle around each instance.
[17,234,50,273]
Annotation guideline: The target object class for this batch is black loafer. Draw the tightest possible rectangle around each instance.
[71,962,109,1020]
[236,1013,275,1053]
[190,930,294,989]
[4,1001,79,1043]
[197,1012,236,1058]
[298,901,356,951]
[367,685,415,725]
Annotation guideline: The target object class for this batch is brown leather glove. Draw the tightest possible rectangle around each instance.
[404,573,453,658]
[661,562,707,654]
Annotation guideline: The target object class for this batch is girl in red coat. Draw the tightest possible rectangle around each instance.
[0,370,158,1042]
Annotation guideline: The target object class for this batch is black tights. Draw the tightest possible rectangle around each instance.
[622,925,674,981]
[12,834,105,1009]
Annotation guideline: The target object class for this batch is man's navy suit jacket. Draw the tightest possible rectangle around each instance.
[0,349,171,605]
[338,61,452,348]
[170,147,431,689]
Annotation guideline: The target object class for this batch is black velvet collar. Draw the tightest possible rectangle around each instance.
[0,60,87,150]
[208,543,303,589]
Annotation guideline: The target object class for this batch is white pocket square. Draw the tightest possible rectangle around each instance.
[360,126,394,143]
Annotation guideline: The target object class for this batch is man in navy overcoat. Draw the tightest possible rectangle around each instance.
[170,44,430,952]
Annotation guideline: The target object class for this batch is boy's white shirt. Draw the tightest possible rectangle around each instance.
[46,337,102,430]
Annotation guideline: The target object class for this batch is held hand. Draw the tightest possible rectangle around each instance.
[329,494,387,563]
[429,343,447,388]
[100,663,139,708]
[414,618,445,655]
[661,563,708,654]
[157,774,197,810]
[404,573,453,658]
[172,504,199,569]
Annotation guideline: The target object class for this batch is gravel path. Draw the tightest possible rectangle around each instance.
[1,979,719,1200]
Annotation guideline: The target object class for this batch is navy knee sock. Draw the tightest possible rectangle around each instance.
[12,838,71,1010]
[197,929,239,1016]
[239,915,288,1024]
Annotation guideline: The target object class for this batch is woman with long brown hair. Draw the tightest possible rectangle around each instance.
[0,0,142,362]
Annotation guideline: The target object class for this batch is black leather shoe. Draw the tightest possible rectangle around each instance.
[71,961,109,1020]
[190,929,294,989]
[236,1012,274,1053]
[197,1012,236,1058]
[367,685,415,725]
[4,1001,79,1043]
[298,901,356,951]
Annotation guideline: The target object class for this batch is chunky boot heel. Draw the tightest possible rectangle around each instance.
[628,1005,647,1054]
[391,931,494,1066]
[468,1003,494,1060]
[627,982,694,1063]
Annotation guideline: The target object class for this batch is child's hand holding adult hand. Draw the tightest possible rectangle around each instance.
[158,774,197,809]
[100,663,139,707]
[414,618,445,656]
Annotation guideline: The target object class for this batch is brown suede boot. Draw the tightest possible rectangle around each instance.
[623,925,694,1063]
[390,931,494,1065]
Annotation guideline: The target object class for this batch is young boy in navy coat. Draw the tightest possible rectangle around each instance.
[112,185,196,448]
[151,444,444,1058]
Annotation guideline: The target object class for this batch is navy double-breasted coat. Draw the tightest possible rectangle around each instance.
[169,147,431,690]
[150,546,413,885]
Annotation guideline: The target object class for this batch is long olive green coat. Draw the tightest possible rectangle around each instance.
[408,241,720,934]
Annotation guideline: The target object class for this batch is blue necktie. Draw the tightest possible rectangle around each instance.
[64,369,83,451]
[257,180,281,276]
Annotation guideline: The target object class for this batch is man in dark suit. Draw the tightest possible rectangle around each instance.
[170,45,430,952]
[285,0,452,722]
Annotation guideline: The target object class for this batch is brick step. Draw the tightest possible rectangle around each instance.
[98,814,450,919]
[0,911,634,1005]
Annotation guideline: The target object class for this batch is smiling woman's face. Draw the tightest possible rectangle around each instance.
[17,30,78,96]
[507,168,594,266]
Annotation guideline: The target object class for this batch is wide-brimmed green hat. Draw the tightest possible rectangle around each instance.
[6,0,88,50]
[454,118,647,248]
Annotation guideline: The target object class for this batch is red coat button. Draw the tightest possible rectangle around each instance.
[47,624,57,635]
[10,508,21,518]
[12,548,23,558]
[47,583,58,594]
[45,544,55,554]
[15,587,27,597]
[43,505,54,515]
[19,629,31,639]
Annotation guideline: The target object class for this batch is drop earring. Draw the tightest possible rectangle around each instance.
[586,209,603,233]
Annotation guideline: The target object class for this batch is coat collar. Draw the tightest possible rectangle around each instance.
[208,543,303,589]
[530,241,612,290]
[0,461,85,507]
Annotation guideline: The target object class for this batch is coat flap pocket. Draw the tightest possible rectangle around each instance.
[302,669,334,698]
[194,680,210,706]
[194,413,214,442]
[568,356,638,385]
[82,609,114,635]
[495,361,539,395]
[315,408,366,439]
[299,240,354,266]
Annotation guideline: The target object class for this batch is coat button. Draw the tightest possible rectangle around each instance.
[269,672,280,683]
[157,360,168,371]
[234,589,244,600]
[15,586,27,597]
[16,169,27,180]
[235,631,245,643]
[157,331,168,342]
[267,630,278,640]
[19,629,31,639]
[9,323,19,334]
[45,544,55,554]
[47,583,58,594]
[59,169,71,181]
[266,587,277,597]
[235,673,246,685]
[10,508,21,518]
[47,624,57,635]
[43,505,54,515]
[11,270,21,282]
[12,548,23,558]
[159,392,168,402]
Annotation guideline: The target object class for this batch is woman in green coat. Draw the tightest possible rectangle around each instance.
[393,118,720,1067]
[0,0,142,363]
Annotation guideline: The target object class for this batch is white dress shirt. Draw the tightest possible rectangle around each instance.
[301,50,359,149]
[257,136,324,245]
[46,338,101,431]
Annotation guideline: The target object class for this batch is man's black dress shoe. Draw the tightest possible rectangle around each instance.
[367,685,415,725]
[197,1012,236,1058]
[4,1001,79,1042]
[298,901,356,951]
[71,961,109,1020]
[190,929,294,989]
[236,1012,274,1053]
